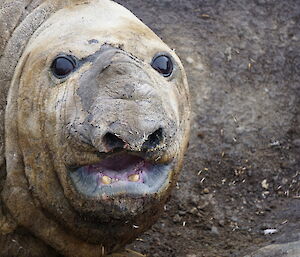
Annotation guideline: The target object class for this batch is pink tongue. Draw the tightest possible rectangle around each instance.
[92,153,144,171]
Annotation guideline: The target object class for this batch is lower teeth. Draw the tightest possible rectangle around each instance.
[101,176,112,185]
[100,174,140,184]
[128,174,140,182]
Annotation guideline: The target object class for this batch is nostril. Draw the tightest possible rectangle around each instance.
[103,132,126,151]
[142,128,164,151]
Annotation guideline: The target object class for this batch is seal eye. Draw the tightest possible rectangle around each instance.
[151,55,173,77]
[51,56,76,78]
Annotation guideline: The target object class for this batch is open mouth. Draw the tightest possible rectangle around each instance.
[69,153,172,197]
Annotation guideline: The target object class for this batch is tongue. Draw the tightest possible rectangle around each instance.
[78,154,147,183]
[91,153,144,172]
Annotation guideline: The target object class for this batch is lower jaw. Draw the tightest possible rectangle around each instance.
[58,198,165,248]
[61,154,177,237]
[52,176,173,246]
[67,171,173,221]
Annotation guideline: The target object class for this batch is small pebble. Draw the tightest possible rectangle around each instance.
[186,57,194,64]
[211,226,220,235]
[195,63,205,71]
[261,179,269,190]
[203,188,210,194]
[263,229,278,235]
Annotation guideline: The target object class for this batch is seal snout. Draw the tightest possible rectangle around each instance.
[73,45,177,158]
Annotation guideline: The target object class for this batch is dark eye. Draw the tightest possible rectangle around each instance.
[151,55,173,77]
[51,55,76,78]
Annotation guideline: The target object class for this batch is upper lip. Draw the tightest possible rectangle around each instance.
[68,147,167,169]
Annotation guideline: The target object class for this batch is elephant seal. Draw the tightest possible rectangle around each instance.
[0,0,190,256]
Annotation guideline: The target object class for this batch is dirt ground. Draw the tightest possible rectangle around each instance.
[114,1,300,256]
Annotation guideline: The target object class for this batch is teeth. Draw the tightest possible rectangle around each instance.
[128,174,140,182]
[101,176,112,185]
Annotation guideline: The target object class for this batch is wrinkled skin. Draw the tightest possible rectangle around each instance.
[0,0,190,256]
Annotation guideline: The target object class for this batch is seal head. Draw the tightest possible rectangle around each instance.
[1,0,190,256]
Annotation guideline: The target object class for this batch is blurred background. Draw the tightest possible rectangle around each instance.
[116,1,300,256]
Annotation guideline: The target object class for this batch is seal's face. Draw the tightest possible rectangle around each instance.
[4,0,190,253]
